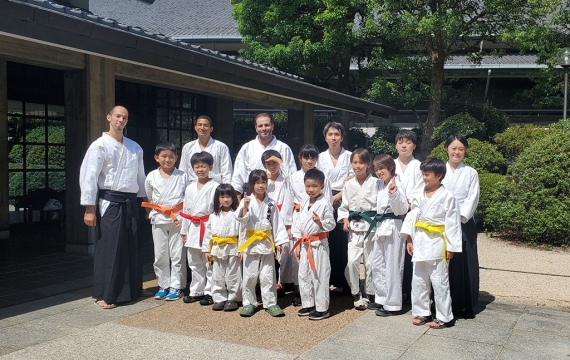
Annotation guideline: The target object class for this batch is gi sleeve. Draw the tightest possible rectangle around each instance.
[460,169,480,223]
[220,143,233,184]
[231,145,248,194]
[445,194,463,253]
[79,143,105,206]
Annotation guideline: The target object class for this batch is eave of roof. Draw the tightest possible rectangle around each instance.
[0,0,396,117]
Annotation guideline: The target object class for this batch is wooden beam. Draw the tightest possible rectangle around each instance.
[0,34,85,70]
[303,103,314,145]
[114,62,304,110]
[86,55,115,142]
[0,59,8,238]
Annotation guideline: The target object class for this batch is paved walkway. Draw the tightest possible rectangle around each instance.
[0,290,569,359]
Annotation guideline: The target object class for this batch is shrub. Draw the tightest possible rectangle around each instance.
[430,138,506,174]
[476,173,504,228]
[485,132,570,246]
[494,124,560,163]
[445,101,509,141]
[432,113,486,145]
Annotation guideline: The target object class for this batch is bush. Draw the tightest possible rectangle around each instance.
[432,113,486,145]
[476,173,504,228]
[494,125,560,163]
[485,132,570,245]
[445,101,509,141]
[430,138,506,174]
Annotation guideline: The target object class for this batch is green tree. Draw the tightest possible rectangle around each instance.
[364,0,547,158]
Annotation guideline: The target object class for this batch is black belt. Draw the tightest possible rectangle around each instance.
[98,190,138,229]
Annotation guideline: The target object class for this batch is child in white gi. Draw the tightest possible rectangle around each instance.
[262,150,295,295]
[180,151,219,305]
[283,144,331,306]
[368,154,409,316]
[291,169,336,320]
[338,148,378,310]
[202,184,242,311]
[143,142,188,301]
[401,157,462,329]
[237,170,289,317]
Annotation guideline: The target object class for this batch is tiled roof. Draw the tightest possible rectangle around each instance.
[89,0,239,38]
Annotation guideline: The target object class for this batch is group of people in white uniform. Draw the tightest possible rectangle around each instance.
[80,107,480,327]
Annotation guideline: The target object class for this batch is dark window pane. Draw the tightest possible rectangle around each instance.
[157,129,168,143]
[181,111,192,130]
[8,116,23,144]
[9,171,23,197]
[182,93,192,109]
[169,110,180,129]
[8,100,23,114]
[169,130,180,148]
[181,131,194,146]
[48,145,65,169]
[48,104,65,120]
[26,145,46,169]
[25,118,46,143]
[48,171,65,191]
[26,171,46,193]
[47,124,65,144]
[25,103,45,116]
[169,90,180,107]
[157,88,167,106]
[157,108,167,128]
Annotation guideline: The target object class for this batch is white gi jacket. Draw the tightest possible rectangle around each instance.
[144,168,188,225]
[400,187,462,262]
[442,162,480,224]
[395,157,424,202]
[337,175,378,233]
[79,133,146,215]
[180,179,219,248]
[179,137,233,184]
[202,210,241,259]
[317,148,354,192]
[231,136,296,193]
[374,176,409,238]
[292,195,336,240]
[282,169,333,226]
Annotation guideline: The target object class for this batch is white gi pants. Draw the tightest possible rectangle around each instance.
[152,223,187,290]
[372,235,405,311]
[412,260,453,323]
[211,255,242,303]
[242,253,277,308]
[298,241,330,312]
[345,231,375,296]
[278,239,298,285]
[186,247,212,296]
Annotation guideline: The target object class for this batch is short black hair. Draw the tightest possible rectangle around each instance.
[395,129,418,145]
[444,134,469,149]
[213,184,238,215]
[323,122,345,138]
[298,144,319,159]
[350,148,372,165]
[190,151,214,167]
[420,157,446,181]
[304,168,325,185]
[261,149,282,163]
[248,169,268,189]
[155,142,177,156]
[196,115,213,126]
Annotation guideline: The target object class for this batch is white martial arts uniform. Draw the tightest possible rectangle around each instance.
[395,157,423,202]
[338,175,379,296]
[237,194,289,308]
[371,177,408,311]
[442,163,480,224]
[179,137,233,184]
[180,179,219,297]
[400,187,462,323]
[231,136,296,194]
[292,195,336,312]
[202,210,242,303]
[145,168,188,291]
[317,148,354,192]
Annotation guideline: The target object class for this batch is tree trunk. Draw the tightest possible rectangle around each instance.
[419,57,445,159]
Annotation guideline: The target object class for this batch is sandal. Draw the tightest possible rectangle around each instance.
[94,300,116,309]
[240,304,256,317]
[429,319,446,329]
[412,316,431,326]
[266,304,285,317]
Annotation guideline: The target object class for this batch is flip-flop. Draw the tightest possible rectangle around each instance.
[412,316,431,326]
[428,319,446,329]
[94,300,116,309]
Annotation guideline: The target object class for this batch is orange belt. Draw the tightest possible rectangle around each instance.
[293,203,300,212]
[179,213,210,245]
[290,232,327,271]
[141,202,183,226]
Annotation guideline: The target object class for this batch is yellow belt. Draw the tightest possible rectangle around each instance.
[414,221,448,266]
[238,229,275,256]
[209,235,239,254]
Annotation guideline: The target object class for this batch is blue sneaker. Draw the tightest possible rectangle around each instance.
[154,288,169,299]
[165,288,183,301]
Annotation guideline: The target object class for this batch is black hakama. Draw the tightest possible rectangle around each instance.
[449,218,479,317]
[94,190,142,304]
[328,191,350,292]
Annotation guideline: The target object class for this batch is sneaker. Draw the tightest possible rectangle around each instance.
[266,304,285,317]
[154,288,169,300]
[292,292,302,307]
[199,294,214,306]
[375,307,394,317]
[183,295,204,303]
[309,310,330,320]
[353,293,369,310]
[297,307,315,316]
[367,302,382,311]
[165,288,183,301]
[223,300,239,312]
[212,301,226,311]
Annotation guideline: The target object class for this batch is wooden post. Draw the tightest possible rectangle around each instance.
[206,97,234,156]
[288,109,303,163]
[0,59,9,239]
[303,103,314,145]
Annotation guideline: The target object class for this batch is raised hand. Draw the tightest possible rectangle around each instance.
[388,177,398,194]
